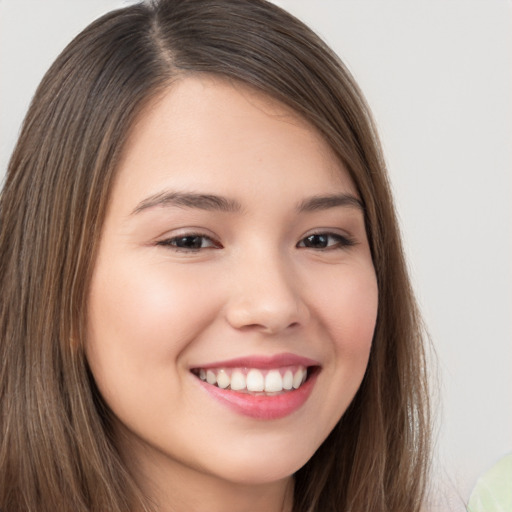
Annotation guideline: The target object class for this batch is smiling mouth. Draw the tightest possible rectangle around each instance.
[191,365,318,395]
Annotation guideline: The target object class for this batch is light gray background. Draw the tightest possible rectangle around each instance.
[1,1,511,508]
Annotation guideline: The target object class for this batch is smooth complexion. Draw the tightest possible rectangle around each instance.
[86,76,378,512]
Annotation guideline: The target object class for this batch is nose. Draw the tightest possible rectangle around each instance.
[224,251,309,334]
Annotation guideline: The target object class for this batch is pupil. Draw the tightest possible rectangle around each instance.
[178,236,202,248]
[306,234,327,248]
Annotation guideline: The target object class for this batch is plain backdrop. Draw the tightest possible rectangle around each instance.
[1,1,511,509]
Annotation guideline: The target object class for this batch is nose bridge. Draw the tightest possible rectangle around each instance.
[225,245,307,333]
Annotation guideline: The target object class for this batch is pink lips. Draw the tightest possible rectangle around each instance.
[191,352,320,420]
[195,353,319,370]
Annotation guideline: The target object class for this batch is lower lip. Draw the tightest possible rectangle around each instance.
[196,371,318,420]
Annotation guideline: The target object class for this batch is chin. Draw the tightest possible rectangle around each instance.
[203,444,312,486]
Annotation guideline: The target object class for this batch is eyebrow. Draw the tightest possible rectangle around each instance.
[296,194,364,212]
[131,190,364,215]
[132,191,243,214]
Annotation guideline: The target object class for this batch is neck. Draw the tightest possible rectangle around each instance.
[121,434,294,512]
[150,472,294,512]
[141,463,294,512]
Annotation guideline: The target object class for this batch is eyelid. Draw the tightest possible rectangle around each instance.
[156,230,223,252]
[153,227,356,253]
[296,230,356,249]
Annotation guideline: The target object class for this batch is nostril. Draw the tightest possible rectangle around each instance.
[224,287,309,333]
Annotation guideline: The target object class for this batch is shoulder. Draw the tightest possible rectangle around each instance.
[468,453,512,512]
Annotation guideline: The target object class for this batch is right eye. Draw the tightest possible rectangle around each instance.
[157,234,221,252]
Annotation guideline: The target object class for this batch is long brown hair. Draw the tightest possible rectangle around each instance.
[0,1,431,510]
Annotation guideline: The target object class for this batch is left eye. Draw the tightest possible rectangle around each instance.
[297,233,354,250]
[157,234,219,251]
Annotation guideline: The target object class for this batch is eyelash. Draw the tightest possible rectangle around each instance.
[296,232,355,250]
[156,231,355,252]
[156,233,220,252]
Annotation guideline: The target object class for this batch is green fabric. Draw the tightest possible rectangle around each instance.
[468,453,512,512]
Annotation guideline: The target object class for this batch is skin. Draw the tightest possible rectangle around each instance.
[86,76,378,512]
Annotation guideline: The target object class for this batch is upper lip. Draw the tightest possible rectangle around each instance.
[190,352,320,370]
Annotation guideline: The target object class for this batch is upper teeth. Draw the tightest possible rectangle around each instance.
[196,366,308,393]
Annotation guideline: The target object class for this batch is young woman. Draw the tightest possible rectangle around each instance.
[0,1,431,511]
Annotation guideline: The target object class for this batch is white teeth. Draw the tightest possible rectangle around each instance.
[246,369,265,392]
[195,365,310,393]
[230,370,246,391]
[206,370,216,385]
[216,369,230,389]
[292,369,305,389]
[265,370,283,392]
[283,370,293,390]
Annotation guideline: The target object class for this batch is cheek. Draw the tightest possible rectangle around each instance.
[294,262,377,449]
[85,255,221,390]
[313,264,378,356]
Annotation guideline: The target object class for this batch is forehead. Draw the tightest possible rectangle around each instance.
[114,75,357,207]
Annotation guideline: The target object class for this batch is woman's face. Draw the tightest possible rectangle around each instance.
[86,76,378,492]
